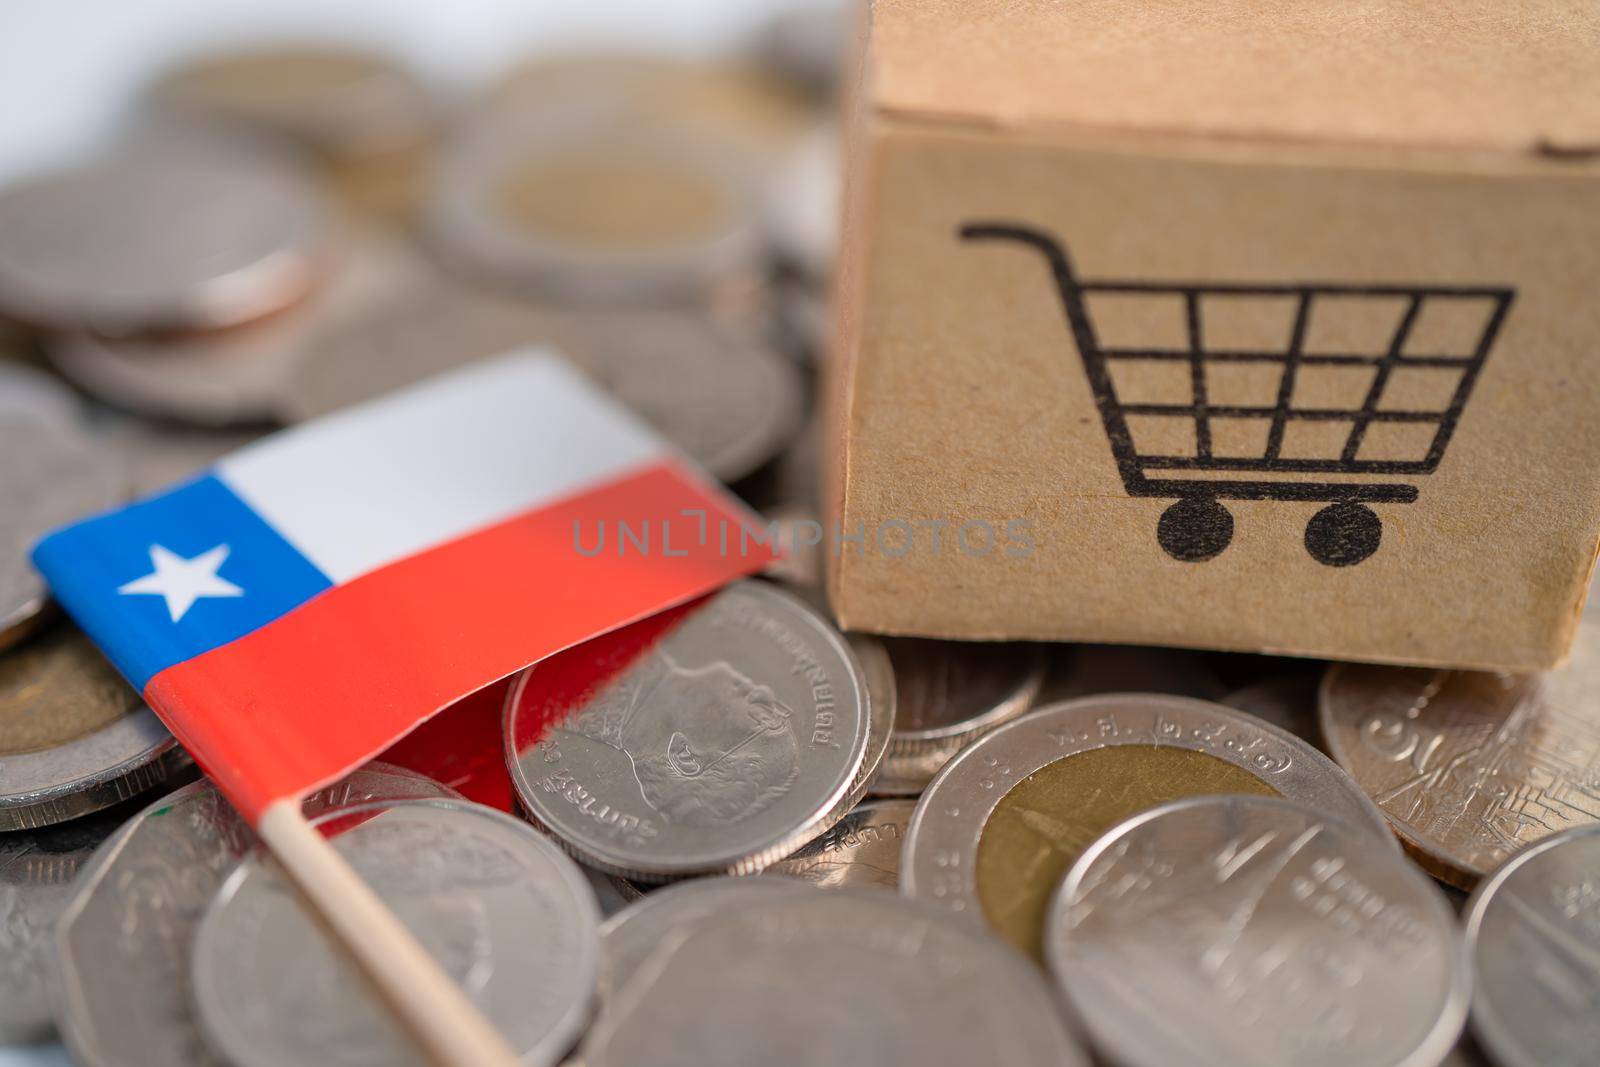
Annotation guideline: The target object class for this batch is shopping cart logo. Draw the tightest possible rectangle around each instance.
[961,223,1514,567]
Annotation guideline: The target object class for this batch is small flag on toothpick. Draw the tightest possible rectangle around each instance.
[32,350,770,1067]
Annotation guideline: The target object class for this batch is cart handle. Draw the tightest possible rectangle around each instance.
[959,223,1078,289]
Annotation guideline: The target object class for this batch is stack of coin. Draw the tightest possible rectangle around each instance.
[5,17,1597,1067]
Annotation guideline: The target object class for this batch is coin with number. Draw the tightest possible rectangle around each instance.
[581,882,1088,1067]
[1,419,124,651]
[55,766,457,1067]
[1321,624,1600,887]
[902,694,1394,959]
[1462,823,1600,1067]
[506,581,870,881]
[0,147,331,336]
[764,797,913,890]
[870,638,1046,796]
[0,625,185,830]
[190,797,600,1067]
[1046,794,1469,1067]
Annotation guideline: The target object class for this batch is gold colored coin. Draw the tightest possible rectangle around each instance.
[495,155,728,249]
[0,626,137,756]
[975,745,1278,959]
[1322,641,1600,888]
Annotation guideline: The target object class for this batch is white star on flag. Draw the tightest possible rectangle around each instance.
[118,544,245,622]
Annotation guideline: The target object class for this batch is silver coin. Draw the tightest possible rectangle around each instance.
[597,876,815,1000]
[288,285,802,484]
[1462,823,1600,1067]
[901,694,1396,956]
[870,638,1046,797]
[0,418,124,650]
[53,765,456,1067]
[48,231,422,427]
[425,109,763,306]
[506,581,870,881]
[0,626,183,831]
[0,148,331,337]
[190,797,600,1067]
[763,797,913,890]
[0,362,82,427]
[582,882,1087,1067]
[1046,794,1468,1067]
[1221,672,1323,744]
[1321,642,1600,888]
[0,798,158,1043]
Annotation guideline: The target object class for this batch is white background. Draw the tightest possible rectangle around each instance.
[0,7,827,1066]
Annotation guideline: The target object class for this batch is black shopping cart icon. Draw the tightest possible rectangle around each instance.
[961,224,1514,567]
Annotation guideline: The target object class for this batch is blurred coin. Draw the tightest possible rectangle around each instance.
[49,231,422,426]
[426,111,763,305]
[1,419,123,650]
[1462,824,1600,1067]
[0,149,330,337]
[597,876,813,1000]
[582,883,1087,1067]
[146,46,432,160]
[506,581,870,881]
[1046,794,1468,1067]
[55,765,457,1067]
[191,797,599,1067]
[0,798,154,1043]
[1221,672,1322,744]
[491,54,817,167]
[870,639,1046,797]
[764,797,912,890]
[0,623,183,832]
[0,362,82,426]
[1321,630,1600,888]
[289,286,803,483]
[902,694,1394,959]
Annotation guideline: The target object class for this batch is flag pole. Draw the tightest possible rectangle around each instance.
[257,798,524,1067]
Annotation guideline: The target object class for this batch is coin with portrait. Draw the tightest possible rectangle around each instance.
[505,581,869,880]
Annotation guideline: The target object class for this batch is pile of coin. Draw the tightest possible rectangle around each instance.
[4,7,1600,1067]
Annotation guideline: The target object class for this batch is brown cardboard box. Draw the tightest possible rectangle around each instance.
[827,0,1600,670]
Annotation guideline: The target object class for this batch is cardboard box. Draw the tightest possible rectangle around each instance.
[827,0,1600,670]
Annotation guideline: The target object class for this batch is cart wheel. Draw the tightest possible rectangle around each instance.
[1157,498,1233,562]
[1305,503,1381,566]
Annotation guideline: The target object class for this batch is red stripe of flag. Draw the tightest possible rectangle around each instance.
[146,462,769,823]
